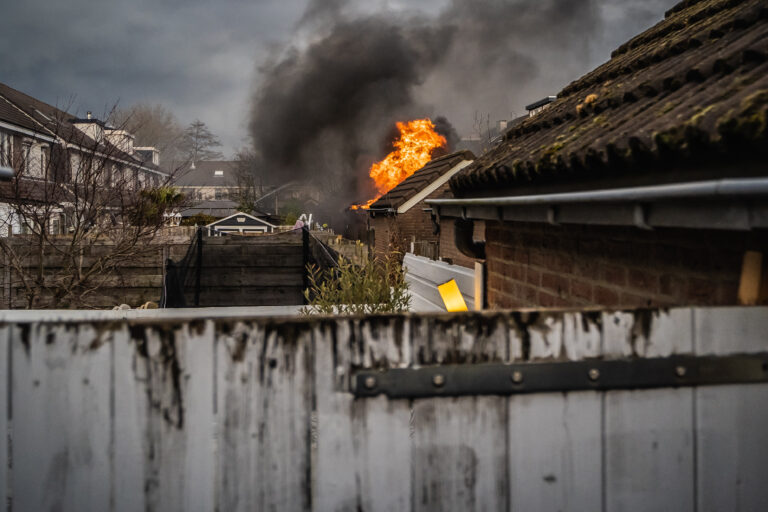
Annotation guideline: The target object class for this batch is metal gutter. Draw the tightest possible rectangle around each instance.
[426,178,768,231]
[427,178,768,207]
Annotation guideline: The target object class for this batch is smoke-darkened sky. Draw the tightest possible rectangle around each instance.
[1,0,675,157]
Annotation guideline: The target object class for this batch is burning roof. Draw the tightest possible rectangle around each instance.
[352,118,448,209]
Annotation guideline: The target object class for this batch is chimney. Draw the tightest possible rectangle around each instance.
[134,147,160,166]
[71,115,104,142]
[525,96,557,117]
[105,129,135,155]
[497,120,508,132]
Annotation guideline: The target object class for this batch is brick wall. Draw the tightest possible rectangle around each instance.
[438,219,485,269]
[486,221,768,309]
[371,183,450,259]
[371,206,437,258]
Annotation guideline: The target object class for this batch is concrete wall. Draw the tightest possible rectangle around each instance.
[0,306,766,511]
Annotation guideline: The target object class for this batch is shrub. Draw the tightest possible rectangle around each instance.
[302,252,411,315]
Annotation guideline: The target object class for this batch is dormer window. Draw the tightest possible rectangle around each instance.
[214,170,224,177]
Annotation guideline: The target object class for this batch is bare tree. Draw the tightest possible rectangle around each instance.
[179,120,223,163]
[0,108,184,308]
[232,148,263,214]
[110,103,185,169]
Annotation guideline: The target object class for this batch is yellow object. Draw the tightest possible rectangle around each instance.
[438,279,468,312]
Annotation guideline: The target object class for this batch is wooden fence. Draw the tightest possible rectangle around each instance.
[0,232,305,308]
[0,305,766,511]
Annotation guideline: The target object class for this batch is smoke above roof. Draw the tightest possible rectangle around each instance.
[250,0,671,205]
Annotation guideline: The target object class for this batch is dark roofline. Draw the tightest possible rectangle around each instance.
[366,149,476,210]
[70,118,106,126]
[524,96,557,111]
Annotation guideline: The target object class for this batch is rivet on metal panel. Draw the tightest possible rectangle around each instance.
[364,376,377,389]
[675,365,687,377]
[588,368,600,381]
[432,374,446,387]
[511,370,524,384]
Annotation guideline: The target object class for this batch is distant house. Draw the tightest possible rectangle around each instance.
[206,212,277,235]
[428,0,768,309]
[368,150,475,265]
[0,81,166,235]
[181,198,281,224]
[173,161,239,202]
[175,161,321,218]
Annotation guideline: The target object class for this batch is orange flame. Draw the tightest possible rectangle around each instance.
[351,118,446,209]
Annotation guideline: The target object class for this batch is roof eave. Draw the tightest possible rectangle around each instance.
[427,177,768,231]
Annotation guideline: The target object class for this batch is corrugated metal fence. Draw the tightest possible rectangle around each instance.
[0,306,766,511]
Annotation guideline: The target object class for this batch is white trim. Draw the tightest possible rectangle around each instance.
[214,225,268,232]
[205,211,277,229]
[396,159,473,214]
[0,120,56,143]
[63,143,167,176]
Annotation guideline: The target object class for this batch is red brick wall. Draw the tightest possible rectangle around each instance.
[486,221,768,309]
[439,219,485,269]
[371,183,449,259]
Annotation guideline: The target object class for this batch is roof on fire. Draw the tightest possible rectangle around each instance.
[450,0,768,197]
[369,150,475,212]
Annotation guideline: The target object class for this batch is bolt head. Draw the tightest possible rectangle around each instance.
[511,370,523,384]
[432,374,445,387]
[364,376,377,390]
[588,368,600,381]
[675,366,687,377]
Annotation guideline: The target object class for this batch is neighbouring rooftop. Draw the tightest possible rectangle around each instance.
[450,0,768,197]
[369,150,475,211]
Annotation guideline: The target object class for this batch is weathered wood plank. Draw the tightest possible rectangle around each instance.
[410,314,509,512]
[112,324,146,512]
[313,317,413,512]
[216,321,312,511]
[508,392,602,511]
[195,287,304,307]
[603,309,695,512]
[694,306,768,511]
[603,309,693,358]
[114,320,216,512]
[507,311,602,511]
[11,322,112,512]
[199,269,303,287]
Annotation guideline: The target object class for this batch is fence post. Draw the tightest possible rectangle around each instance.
[194,227,202,307]
[302,227,309,304]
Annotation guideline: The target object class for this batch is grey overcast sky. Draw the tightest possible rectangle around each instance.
[0,0,675,157]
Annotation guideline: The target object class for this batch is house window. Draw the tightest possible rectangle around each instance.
[214,170,224,177]
[0,131,11,167]
[22,142,32,175]
[40,146,49,179]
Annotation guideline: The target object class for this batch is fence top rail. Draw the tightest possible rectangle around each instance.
[0,305,763,326]
[0,305,304,323]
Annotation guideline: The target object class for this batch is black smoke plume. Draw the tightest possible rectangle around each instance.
[250,0,672,211]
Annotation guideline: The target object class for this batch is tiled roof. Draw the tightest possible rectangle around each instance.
[173,161,238,187]
[451,0,768,196]
[0,82,162,173]
[369,150,475,210]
